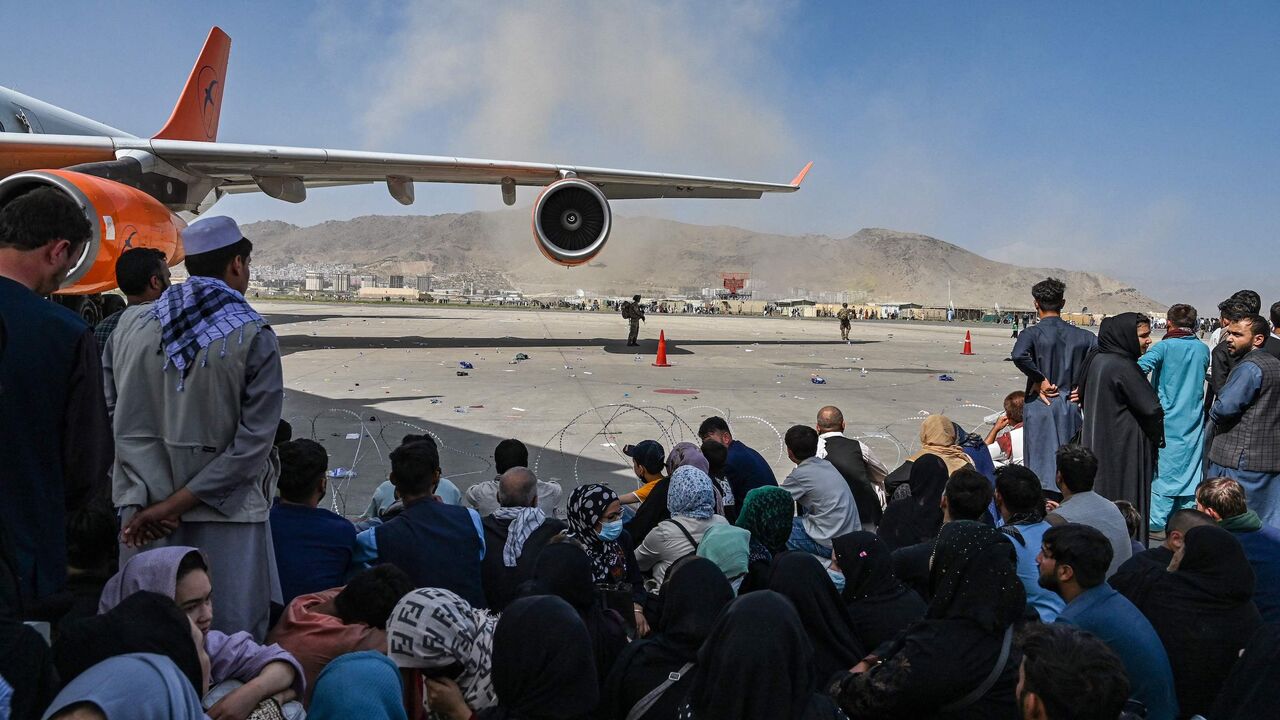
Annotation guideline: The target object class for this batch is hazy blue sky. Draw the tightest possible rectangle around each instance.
[4,1,1278,309]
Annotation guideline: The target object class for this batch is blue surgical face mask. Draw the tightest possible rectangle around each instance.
[827,568,846,593]
[599,519,623,541]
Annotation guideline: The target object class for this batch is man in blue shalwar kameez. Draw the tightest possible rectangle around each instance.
[1138,304,1211,533]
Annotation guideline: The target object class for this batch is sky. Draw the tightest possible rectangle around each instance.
[3,1,1278,310]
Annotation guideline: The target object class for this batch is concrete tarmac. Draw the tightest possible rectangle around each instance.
[267,301,1041,517]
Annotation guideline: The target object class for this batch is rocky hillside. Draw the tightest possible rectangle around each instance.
[242,211,1161,312]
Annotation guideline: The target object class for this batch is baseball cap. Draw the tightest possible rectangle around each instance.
[623,440,666,474]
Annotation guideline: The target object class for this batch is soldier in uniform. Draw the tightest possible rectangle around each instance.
[623,294,645,346]
[836,303,854,341]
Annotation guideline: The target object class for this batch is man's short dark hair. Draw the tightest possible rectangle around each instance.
[0,186,92,251]
[633,294,641,302]
[274,419,293,447]
[1018,624,1129,720]
[784,425,819,462]
[114,247,167,296]
[1196,477,1249,519]
[1270,301,1280,332]
[1002,391,1025,425]
[1112,500,1141,540]
[277,439,328,503]
[698,416,731,440]
[494,438,529,474]
[1228,289,1262,315]
[1219,299,1252,323]
[1166,508,1215,535]
[390,440,440,496]
[945,468,993,521]
[184,237,252,278]
[701,439,727,476]
[1055,444,1097,494]
[401,433,437,449]
[995,465,1043,516]
[1031,278,1067,313]
[334,564,414,629]
[1042,524,1112,589]
[1233,314,1271,339]
[1166,304,1197,330]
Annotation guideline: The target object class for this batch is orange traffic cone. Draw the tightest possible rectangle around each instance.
[653,330,672,367]
[961,330,974,355]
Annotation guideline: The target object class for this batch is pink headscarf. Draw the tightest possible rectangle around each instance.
[665,442,710,476]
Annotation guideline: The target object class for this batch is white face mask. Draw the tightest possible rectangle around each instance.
[729,576,745,596]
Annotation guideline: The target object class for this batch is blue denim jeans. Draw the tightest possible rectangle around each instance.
[786,517,832,559]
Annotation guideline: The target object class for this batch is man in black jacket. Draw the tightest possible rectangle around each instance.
[815,406,887,530]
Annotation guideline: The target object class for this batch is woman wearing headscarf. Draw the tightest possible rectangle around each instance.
[876,454,948,551]
[893,415,974,483]
[636,467,728,586]
[603,558,734,720]
[767,553,865,681]
[98,546,305,716]
[428,595,599,720]
[560,484,648,634]
[1209,622,1280,720]
[54,591,209,699]
[677,591,847,720]
[830,532,927,653]
[309,651,408,720]
[1111,524,1261,717]
[526,544,629,687]
[1077,312,1164,544]
[625,442,717,546]
[829,521,1024,719]
[734,486,794,593]
[41,654,206,720]
[386,587,498,718]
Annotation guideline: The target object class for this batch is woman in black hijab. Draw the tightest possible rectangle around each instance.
[877,454,948,551]
[830,521,1024,719]
[678,591,846,720]
[767,553,865,681]
[52,590,208,697]
[526,542,629,687]
[830,532,927,653]
[1111,524,1261,717]
[603,558,734,720]
[1077,312,1164,543]
[478,595,599,720]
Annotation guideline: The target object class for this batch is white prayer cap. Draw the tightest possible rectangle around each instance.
[183,216,244,256]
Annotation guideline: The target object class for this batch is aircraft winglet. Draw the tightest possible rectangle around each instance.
[154,27,231,142]
[790,161,814,187]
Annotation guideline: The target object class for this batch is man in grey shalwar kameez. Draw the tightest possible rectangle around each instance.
[1012,278,1097,496]
[104,216,283,640]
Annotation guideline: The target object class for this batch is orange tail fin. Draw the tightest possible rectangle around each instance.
[153,27,231,142]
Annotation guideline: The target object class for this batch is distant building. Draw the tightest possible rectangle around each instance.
[334,274,351,292]
[416,276,433,292]
[357,286,418,300]
[389,275,405,289]
[304,272,324,292]
[356,274,378,289]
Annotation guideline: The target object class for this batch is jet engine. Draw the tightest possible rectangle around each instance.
[0,169,186,294]
[531,178,611,266]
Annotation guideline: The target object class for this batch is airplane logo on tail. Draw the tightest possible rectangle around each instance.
[195,65,221,140]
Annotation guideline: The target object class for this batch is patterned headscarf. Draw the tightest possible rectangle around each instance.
[735,486,795,556]
[152,276,264,387]
[668,466,715,520]
[565,484,626,584]
[927,520,1026,632]
[387,588,497,710]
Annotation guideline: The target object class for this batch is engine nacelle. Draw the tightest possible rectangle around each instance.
[0,170,186,295]
[531,178,611,266]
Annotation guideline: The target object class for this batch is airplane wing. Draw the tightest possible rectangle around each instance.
[149,139,812,202]
[0,133,809,204]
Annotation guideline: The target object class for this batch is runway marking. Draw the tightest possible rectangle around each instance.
[654,388,699,395]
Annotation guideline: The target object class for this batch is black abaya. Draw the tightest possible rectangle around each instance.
[1110,525,1261,718]
[480,595,599,720]
[832,532,927,653]
[877,455,948,551]
[602,558,734,720]
[526,543,628,688]
[680,591,846,720]
[767,553,865,680]
[1078,313,1164,543]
